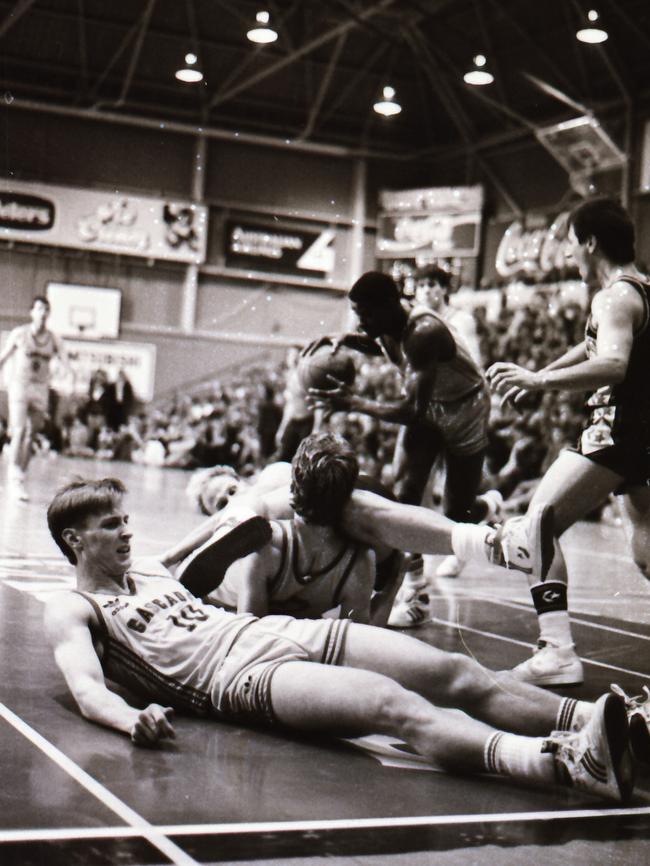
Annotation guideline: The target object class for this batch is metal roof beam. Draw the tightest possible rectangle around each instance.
[298,32,347,141]
[208,0,398,110]
[0,0,36,39]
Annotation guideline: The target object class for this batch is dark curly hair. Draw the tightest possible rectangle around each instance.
[569,197,635,265]
[290,433,358,525]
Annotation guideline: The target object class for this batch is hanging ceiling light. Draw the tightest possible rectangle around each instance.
[175,52,203,83]
[463,54,494,86]
[576,9,608,43]
[373,86,402,117]
[247,10,278,44]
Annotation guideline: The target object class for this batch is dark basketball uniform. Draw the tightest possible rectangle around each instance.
[384,305,490,456]
[578,275,650,486]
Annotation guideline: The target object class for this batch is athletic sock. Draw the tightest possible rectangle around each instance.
[450,523,492,565]
[530,582,574,646]
[484,732,556,785]
[555,697,594,733]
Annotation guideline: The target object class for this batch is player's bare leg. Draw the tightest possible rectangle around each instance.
[510,451,621,686]
[270,654,634,802]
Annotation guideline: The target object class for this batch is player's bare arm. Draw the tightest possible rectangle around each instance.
[230,529,284,616]
[44,593,175,746]
[0,329,18,369]
[488,284,642,401]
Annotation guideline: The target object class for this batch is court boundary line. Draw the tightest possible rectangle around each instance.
[1,803,650,843]
[0,703,198,866]
[438,588,650,642]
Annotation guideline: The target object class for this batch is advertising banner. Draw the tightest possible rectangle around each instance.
[495,211,576,280]
[57,339,157,402]
[0,179,208,264]
[376,185,483,260]
[1,333,157,402]
[225,219,336,276]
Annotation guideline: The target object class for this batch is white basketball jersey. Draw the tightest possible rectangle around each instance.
[76,558,256,715]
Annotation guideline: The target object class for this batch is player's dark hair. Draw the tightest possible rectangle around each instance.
[348,271,400,307]
[569,197,635,264]
[290,433,358,525]
[31,295,50,311]
[47,478,126,564]
[414,264,451,303]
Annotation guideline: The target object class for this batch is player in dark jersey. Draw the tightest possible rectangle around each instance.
[309,271,499,626]
[488,197,650,687]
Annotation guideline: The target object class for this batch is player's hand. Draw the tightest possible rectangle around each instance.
[300,335,342,359]
[307,379,353,412]
[487,362,541,396]
[130,704,176,747]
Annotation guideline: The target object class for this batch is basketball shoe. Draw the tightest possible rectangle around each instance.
[488,503,555,581]
[548,693,635,803]
[509,640,584,687]
[610,683,650,765]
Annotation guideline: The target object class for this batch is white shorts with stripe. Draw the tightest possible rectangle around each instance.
[213,615,349,725]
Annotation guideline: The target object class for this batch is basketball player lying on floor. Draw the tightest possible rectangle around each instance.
[44,476,643,803]
[166,430,553,632]
[178,433,403,625]
[180,434,378,623]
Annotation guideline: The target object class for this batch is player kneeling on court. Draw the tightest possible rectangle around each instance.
[43,477,643,803]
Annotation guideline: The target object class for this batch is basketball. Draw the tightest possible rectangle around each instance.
[297,343,356,392]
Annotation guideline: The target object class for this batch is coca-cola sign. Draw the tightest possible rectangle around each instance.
[496,212,576,279]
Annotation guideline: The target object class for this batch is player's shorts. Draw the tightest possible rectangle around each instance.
[8,383,49,431]
[572,413,650,489]
[212,615,349,726]
[427,385,490,456]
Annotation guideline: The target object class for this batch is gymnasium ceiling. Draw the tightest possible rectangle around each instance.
[1,0,650,162]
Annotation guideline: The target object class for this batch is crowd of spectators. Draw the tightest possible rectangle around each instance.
[4,286,594,517]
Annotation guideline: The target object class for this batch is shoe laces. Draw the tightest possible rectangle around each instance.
[611,683,650,713]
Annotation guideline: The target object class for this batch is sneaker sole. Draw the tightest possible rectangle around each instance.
[179,516,273,596]
[603,693,635,803]
[530,503,556,582]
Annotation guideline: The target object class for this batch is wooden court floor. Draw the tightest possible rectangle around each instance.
[1,455,649,866]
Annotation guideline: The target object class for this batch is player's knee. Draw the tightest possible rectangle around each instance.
[438,653,493,706]
[371,677,418,732]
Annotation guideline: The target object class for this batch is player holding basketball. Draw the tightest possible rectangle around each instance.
[0,296,69,501]
[309,271,499,627]
[43,475,641,803]
[488,197,650,687]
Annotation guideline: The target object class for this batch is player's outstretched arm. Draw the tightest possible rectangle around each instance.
[44,595,175,746]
